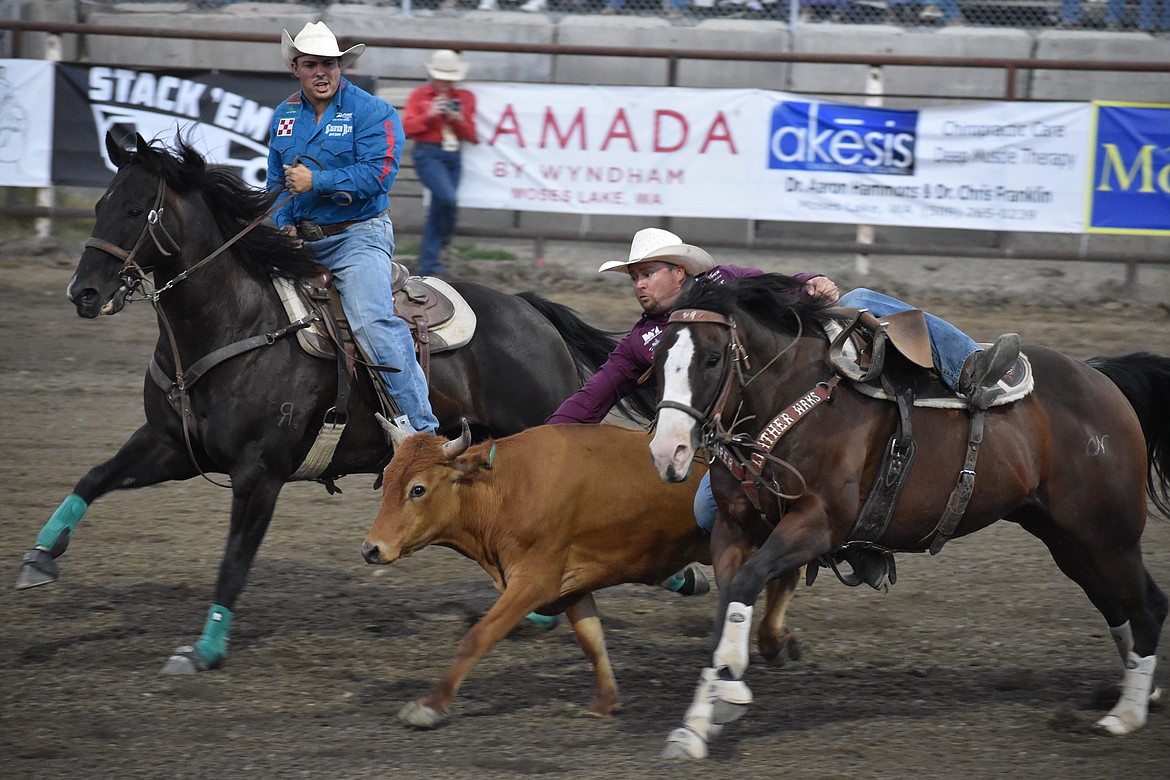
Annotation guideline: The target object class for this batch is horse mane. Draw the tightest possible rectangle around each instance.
[674,273,842,337]
[130,138,320,279]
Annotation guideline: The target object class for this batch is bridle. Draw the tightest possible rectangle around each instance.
[654,308,751,430]
[83,172,294,304]
[81,168,297,488]
[657,306,838,508]
[83,176,181,304]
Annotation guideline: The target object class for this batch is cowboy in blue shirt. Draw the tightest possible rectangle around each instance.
[267,22,438,435]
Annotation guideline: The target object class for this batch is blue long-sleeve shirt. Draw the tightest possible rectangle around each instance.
[266,78,404,229]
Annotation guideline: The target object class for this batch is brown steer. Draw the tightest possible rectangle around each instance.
[361,421,711,729]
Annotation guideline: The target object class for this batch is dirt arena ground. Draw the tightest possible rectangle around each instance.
[2,234,1169,779]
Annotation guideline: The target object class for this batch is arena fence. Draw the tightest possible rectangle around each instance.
[2,16,1169,294]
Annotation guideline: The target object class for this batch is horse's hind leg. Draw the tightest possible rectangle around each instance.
[16,424,196,589]
[1020,515,1165,734]
[757,565,804,667]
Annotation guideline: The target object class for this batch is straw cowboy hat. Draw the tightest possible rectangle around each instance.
[281,22,365,70]
[598,228,715,276]
[425,50,470,82]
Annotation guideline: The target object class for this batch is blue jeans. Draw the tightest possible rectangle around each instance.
[695,471,717,533]
[307,214,439,434]
[838,288,979,390]
[412,143,463,275]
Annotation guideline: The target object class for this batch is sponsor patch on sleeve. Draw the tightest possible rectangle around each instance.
[277,117,296,137]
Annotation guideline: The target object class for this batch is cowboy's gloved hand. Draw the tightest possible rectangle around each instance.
[279,224,304,249]
[284,164,313,195]
[805,276,840,303]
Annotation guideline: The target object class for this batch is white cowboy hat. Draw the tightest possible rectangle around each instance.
[281,22,365,70]
[425,49,470,82]
[598,228,715,276]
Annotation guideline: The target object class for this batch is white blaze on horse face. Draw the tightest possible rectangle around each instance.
[649,329,700,482]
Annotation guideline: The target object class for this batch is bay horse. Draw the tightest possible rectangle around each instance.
[14,132,629,675]
[647,273,1169,758]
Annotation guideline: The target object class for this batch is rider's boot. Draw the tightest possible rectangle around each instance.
[957,333,1020,409]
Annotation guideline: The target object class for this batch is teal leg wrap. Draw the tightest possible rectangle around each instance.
[193,605,233,665]
[36,493,88,554]
[662,572,686,592]
[525,612,558,630]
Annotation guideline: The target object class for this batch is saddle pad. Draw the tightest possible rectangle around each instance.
[272,275,477,357]
[823,319,1034,408]
[417,275,476,351]
[272,276,335,359]
[850,351,1033,408]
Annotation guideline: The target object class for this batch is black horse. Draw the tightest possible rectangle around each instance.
[15,133,632,674]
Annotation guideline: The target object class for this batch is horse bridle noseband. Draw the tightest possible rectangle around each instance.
[658,306,834,507]
[654,308,751,429]
[83,176,182,302]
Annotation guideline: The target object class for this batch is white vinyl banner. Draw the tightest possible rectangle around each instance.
[0,59,55,187]
[461,84,1091,233]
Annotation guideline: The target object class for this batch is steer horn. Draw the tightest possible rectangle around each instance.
[376,412,411,449]
[442,419,472,458]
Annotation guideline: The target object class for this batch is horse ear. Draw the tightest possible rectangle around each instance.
[135,133,151,157]
[105,131,132,169]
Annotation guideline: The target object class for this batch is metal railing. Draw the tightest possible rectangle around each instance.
[2,17,1169,287]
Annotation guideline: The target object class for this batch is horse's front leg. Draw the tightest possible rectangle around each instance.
[161,473,284,675]
[662,515,753,759]
[665,507,831,760]
[16,423,196,589]
[711,509,831,720]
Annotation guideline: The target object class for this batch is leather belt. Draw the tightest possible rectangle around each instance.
[297,218,362,242]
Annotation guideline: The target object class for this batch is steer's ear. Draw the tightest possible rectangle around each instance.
[453,450,492,479]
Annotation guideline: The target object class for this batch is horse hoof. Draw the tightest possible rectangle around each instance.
[709,678,752,725]
[1095,712,1141,735]
[661,726,707,759]
[15,548,59,590]
[160,645,217,675]
[398,700,446,728]
[761,633,803,667]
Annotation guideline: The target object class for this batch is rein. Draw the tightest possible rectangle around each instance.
[662,307,838,510]
[82,173,298,488]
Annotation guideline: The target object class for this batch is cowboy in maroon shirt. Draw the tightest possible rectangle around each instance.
[545,228,838,598]
[547,228,836,426]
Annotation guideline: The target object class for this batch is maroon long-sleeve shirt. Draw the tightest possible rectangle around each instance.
[547,266,817,424]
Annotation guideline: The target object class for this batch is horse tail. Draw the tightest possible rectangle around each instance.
[516,291,657,425]
[1087,352,1170,518]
